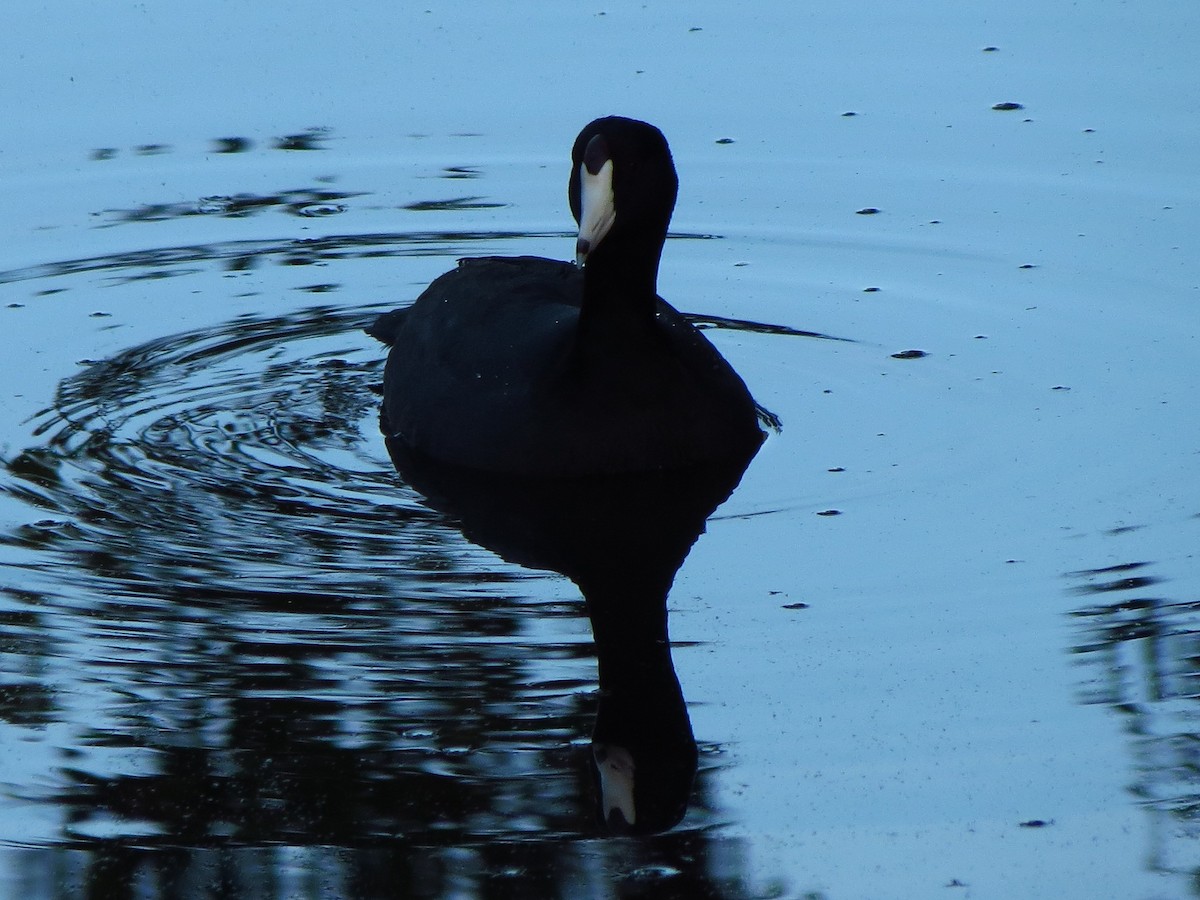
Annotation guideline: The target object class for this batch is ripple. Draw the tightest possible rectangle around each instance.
[97,189,365,226]
[1066,528,1200,855]
[4,306,439,597]
[0,196,834,858]
[0,263,763,850]
[0,232,569,287]
[0,297,622,846]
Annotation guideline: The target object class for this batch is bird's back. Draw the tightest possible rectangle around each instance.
[371,256,762,476]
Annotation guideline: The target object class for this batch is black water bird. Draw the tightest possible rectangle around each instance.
[368,116,764,476]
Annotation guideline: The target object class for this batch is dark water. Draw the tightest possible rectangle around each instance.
[0,235,793,897]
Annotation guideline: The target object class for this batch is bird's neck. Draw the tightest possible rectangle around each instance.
[576,231,665,344]
[583,583,672,690]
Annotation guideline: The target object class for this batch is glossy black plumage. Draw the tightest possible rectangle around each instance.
[369,117,763,476]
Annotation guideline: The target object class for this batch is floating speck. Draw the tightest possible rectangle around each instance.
[689,26,702,32]
[982,46,999,52]
[89,311,112,318]
[1019,263,1037,269]
[715,137,735,144]
[90,148,118,161]
[863,286,880,293]
[1019,819,1052,828]
[1051,385,1071,391]
[992,101,1024,111]
[782,602,810,610]
[841,111,858,117]
[855,207,880,215]
[816,509,842,517]
[891,349,928,360]
[135,143,170,156]
[827,467,845,473]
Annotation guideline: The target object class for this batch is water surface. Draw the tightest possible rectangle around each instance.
[2,2,1199,898]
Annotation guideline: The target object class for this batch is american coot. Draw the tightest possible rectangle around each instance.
[369,116,765,476]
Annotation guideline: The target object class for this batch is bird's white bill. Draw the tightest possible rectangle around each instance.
[593,742,636,826]
[576,157,616,266]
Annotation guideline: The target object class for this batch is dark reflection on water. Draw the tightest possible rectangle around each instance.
[1068,556,1200,887]
[0,283,774,895]
[96,189,368,226]
[0,232,723,288]
[89,128,331,162]
[3,830,757,898]
[387,435,757,834]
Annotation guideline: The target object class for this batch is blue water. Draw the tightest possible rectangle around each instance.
[2,3,1199,897]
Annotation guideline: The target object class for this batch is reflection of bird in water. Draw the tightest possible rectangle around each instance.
[384,440,756,833]
[368,116,766,476]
